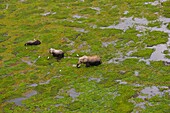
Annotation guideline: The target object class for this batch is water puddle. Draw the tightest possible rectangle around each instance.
[123,11,129,15]
[39,79,51,85]
[67,88,80,101]
[138,86,163,99]
[102,41,117,47]
[64,38,74,47]
[115,80,127,85]
[90,24,97,29]
[68,49,76,54]
[7,90,37,106]
[20,0,25,2]
[134,71,139,76]
[144,0,167,6]
[111,5,117,9]
[56,95,64,99]
[7,97,26,106]
[143,86,170,97]
[78,42,91,53]
[130,85,170,112]
[24,90,37,98]
[73,15,87,19]
[147,44,170,62]
[73,28,88,33]
[99,15,170,63]
[132,83,143,87]
[55,104,63,107]
[141,17,170,62]
[100,17,148,32]
[41,12,56,16]
[88,77,101,83]
[80,0,84,2]
[91,7,101,14]
[108,56,138,64]
[29,83,38,87]
[126,49,137,56]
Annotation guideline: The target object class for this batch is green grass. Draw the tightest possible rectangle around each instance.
[0,0,170,112]
[144,31,168,47]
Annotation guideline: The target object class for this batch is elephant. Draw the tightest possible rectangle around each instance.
[24,39,41,46]
[77,55,101,68]
[49,48,64,60]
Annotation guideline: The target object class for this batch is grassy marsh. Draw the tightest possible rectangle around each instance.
[0,0,170,112]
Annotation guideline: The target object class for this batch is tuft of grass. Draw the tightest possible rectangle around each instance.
[167,23,170,30]
[131,48,154,59]
[144,31,168,47]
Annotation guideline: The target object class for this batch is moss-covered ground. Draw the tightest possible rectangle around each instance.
[0,0,170,113]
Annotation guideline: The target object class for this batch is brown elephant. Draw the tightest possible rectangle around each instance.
[49,48,64,60]
[77,55,101,68]
[24,39,41,46]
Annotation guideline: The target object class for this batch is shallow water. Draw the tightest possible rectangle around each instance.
[73,28,88,33]
[88,77,101,83]
[102,41,117,47]
[138,86,163,99]
[41,12,56,16]
[134,71,139,76]
[148,44,170,62]
[55,104,63,107]
[100,16,170,63]
[29,83,38,87]
[73,15,86,19]
[123,11,129,15]
[91,7,101,14]
[130,85,169,112]
[67,88,80,101]
[7,97,26,106]
[56,95,64,99]
[115,80,127,85]
[100,17,148,32]
[7,90,38,106]
[25,90,37,98]
[144,0,167,6]
[39,79,51,85]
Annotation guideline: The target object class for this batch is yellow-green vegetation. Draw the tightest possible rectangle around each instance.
[0,0,170,113]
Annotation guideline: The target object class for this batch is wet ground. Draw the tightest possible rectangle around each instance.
[7,90,38,106]
[1,0,170,112]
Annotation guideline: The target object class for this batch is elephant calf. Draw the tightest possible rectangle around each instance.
[25,39,41,46]
[49,48,64,60]
[77,55,101,68]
